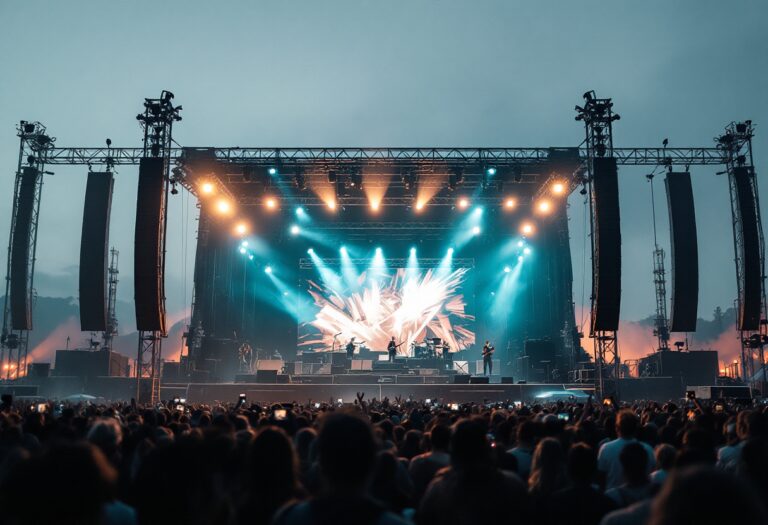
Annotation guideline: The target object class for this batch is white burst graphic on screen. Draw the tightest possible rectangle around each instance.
[300,268,475,354]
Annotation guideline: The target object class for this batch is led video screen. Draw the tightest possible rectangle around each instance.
[298,267,475,354]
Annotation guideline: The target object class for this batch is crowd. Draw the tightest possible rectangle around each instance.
[0,393,767,525]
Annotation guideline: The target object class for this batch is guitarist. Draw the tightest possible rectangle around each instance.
[482,340,495,376]
[387,336,404,362]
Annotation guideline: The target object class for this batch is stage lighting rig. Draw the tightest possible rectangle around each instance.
[448,168,464,191]
[349,170,362,189]
[294,168,307,191]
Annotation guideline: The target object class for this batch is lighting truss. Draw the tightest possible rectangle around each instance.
[299,257,475,270]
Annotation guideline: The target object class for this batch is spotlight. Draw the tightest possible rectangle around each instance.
[268,167,278,176]
[521,222,535,235]
[340,246,347,255]
[201,182,215,195]
[327,200,337,210]
[371,201,380,212]
[234,222,248,236]
[248,254,254,261]
[447,247,454,255]
[241,240,249,247]
[474,206,483,215]
[523,247,532,255]
[537,200,552,214]
[307,248,314,254]
[517,240,524,248]
[504,198,516,209]
[265,265,273,274]
[265,197,277,209]
[504,266,511,273]
[472,226,481,235]
[239,247,247,254]
[486,167,497,176]
[290,225,300,235]
[296,206,305,216]
[457,198,470,209]
[216,199,232,214]
[415,201,425,211]
[518,255,524,262]
[552,182,566,195]
[410,247,416,255]
[375,247,382,254]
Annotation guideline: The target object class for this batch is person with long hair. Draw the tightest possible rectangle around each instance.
[239,427,303,525]
[528,437,567,523]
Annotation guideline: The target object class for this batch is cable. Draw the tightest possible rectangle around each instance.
[579,193,588,331]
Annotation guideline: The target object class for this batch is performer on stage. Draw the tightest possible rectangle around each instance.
[238,341,253,373]
[387,336,404,362]
[346,337,357,358]
[482,340,494,376]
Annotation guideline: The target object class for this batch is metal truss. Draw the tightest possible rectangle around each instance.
[299,257,475,269]
[134,91,181,404]
[39,146,725,167]
[718,121,768,390]
[576,91,622,400]
[1,121,54,380]
[301,222,455,230]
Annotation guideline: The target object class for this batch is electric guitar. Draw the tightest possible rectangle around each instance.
[482,345,495,358]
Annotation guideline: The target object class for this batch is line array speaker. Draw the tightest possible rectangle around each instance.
[591,157,621,332]
[134,157,167,333]
[733,167,762,331]
[79,171,114,331]
[665,172,699,332]
[9,167,39,330]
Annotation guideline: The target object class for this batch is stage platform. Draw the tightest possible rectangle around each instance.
[2,374,696,403]
[163,382,593,404]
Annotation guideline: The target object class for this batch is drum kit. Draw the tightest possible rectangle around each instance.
[411,337,450,358]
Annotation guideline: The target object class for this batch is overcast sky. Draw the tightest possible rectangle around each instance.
[0,0,766,327]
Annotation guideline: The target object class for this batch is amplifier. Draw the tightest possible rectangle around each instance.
[469,376,490,384]
[255,370,278,384]
[453,374,471,384]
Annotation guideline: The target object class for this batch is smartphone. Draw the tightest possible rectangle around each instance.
[686,390,696,400]
[274,409,287,420]
[557,413,570,421]
[687,410,696,421]
[602,397,613,407]
[314,402,321,409]
[449,403,459,411]
[336,398,343,405]
[715,403,725,413]
[425,399,431,404]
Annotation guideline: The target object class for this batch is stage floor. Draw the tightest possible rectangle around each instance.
[4,375,690,403]
[162,381,593,404]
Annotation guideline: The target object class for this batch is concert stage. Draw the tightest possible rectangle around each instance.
[1,91,759,404]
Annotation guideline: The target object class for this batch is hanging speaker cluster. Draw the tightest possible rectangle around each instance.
[591,157,621,332]
[79,171,114,331]
[665,172,698,332]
